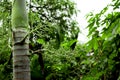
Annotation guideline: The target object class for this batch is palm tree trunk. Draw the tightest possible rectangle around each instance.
[11,0,31,80]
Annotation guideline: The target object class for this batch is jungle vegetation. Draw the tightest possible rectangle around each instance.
[0,0,120,80]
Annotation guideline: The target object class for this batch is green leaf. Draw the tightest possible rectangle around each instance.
[93,38,98,50]
[81,60,90,65]
[37,39,45,44]
[116,19,120,33]
[61,39,77,48]
[69,39,77,47]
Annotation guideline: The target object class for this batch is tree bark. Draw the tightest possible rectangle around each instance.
[11,0,31,80]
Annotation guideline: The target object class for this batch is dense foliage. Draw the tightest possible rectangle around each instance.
[85,0,120,79]
[0,0,120,80]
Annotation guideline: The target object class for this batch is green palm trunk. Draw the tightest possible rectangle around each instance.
[11,0,30,80]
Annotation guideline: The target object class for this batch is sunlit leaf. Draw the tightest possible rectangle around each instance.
[37,39,45,44]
